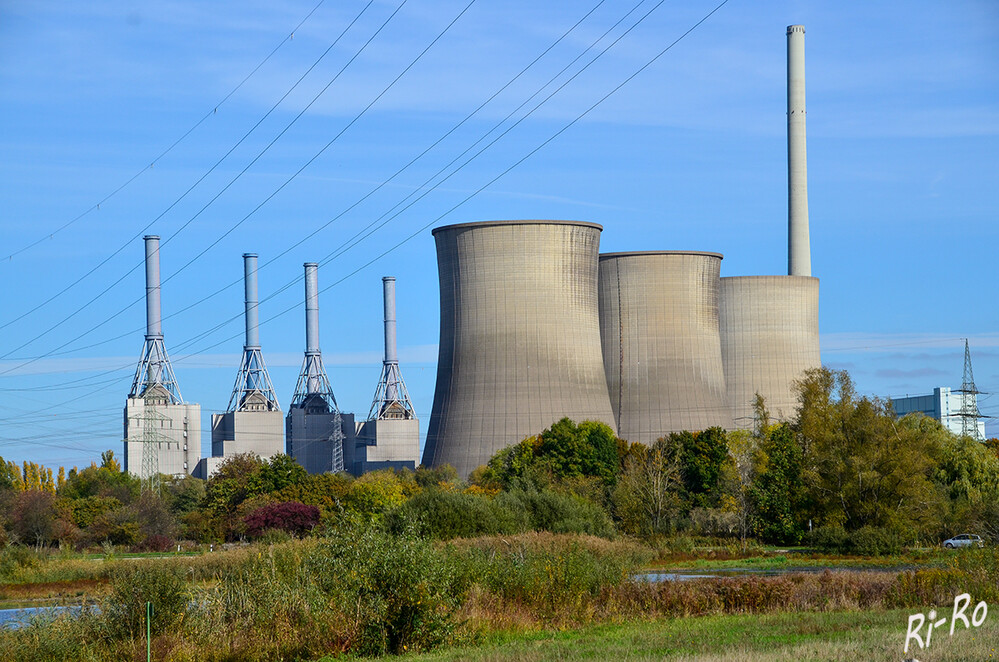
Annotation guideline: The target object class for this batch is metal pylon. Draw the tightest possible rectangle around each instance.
[129,394,173,491]
[954,339,986,442]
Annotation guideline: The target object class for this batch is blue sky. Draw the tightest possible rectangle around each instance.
[1,0,997,469]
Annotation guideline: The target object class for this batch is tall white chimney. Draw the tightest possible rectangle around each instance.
[787,24,811,277]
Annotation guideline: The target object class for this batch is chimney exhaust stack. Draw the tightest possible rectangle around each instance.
[243,253,260,349]
[787,24,811,277]
[383,276,398,400]
[305,263,320,356]
[144,236,163,340]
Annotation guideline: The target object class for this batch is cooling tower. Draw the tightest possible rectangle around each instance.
[598,252,732,443]
[719,276,820,427]
[423,220,616,477]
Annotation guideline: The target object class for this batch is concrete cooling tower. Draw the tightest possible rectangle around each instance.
[598,252,732,444]
[719,276,820,427]
[423,220,617,477]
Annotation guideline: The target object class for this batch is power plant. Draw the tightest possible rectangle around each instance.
[422,25,820,472]
[286,263,352,475]
[124,25,822,481]
[124,235,201,479]
[210,253,285,461]
[422,220,617,478]
[351,276,421,473]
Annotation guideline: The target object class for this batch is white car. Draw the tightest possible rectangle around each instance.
[943,534,984,549]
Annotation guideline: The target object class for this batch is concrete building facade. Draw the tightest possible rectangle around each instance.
[423,220,617,477]
[598,251,733,443]
[891,387,987,440]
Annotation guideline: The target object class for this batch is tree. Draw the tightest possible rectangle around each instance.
[244,501,320,538]
[249,453,307,494]
[678,427,730,508]
[612,436,684,536]
[12,490,60,548]
[749,423,804,544]
[796,367,945,535]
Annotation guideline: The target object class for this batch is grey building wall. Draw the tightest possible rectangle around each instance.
[211,409,285,460]
[598,251,733,443]
[287,406,355,474]
[423,220,617,477]
[354,418,419,474]
[719,275,820,428]
[123,395,201,478]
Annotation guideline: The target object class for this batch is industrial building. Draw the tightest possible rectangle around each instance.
[286,263,354,474]
[423,26,821,474]
[121,25,824,481]
[124,235,201,479]
[891,388,987,440]
[206,253,284,470]
[718,24,821,428]
[351,276,420,474]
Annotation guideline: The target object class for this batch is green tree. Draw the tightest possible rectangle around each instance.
[612,436,684,536]
[796,368,945,535]
[678,427,730,508]
[749,422,804,544]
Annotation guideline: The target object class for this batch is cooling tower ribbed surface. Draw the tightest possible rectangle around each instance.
[719,276,820,427]
[599,252,733,443]
[423,220,617,477]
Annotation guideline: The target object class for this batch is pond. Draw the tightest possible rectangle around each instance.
[634,565,913,582]
[0,605,87,629]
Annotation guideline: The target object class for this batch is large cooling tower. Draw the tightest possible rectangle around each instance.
[719,276,820,427]
[423,220,617,477]
[599,252,732,443]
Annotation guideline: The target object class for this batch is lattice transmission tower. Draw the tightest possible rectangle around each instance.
[127,393,174,492]
[954,339,987,442]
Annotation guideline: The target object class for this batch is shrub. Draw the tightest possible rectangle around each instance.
[387,488,527,539]
[805,524,850,552]
[244,500,319,538]
[135,533,173,553]
[101,562,188,638]
[852,525,913,556]
[496,489,615,537]
[307,526,467,655]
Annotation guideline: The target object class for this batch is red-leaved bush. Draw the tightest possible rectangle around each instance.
[244,501,320,538]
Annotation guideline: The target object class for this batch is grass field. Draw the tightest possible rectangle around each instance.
[388,609,999,662]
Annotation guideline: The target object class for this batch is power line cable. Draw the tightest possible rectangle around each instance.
[173,0,731,359]
[1,0,328,266]
[0,0,726,415]
[0,0,610,365]
[0,0,374,340]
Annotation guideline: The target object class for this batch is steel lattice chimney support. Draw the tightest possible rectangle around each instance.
[383,276,398,401]
[128,235,182,403]
[787,24,811,277]
[225,252,279,411]
[244,253,260,349]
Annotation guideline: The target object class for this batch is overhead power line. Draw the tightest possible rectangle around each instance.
[0,0,327,266]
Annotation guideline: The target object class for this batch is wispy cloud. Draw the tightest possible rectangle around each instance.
[821,332,999,353]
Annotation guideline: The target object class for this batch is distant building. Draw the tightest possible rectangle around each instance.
[891,387,986,439]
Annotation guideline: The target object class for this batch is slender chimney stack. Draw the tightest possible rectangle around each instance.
[243,253,260,349]
[304,263,322,395]
[382,276,398,401]
[144,236,163,341]
[129,235,182,403]
[787,24,811,277]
